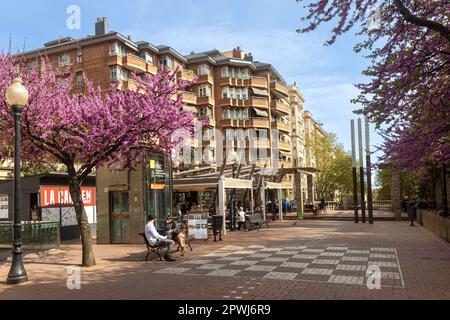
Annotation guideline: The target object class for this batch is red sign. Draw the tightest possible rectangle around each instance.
[40,186,96,208]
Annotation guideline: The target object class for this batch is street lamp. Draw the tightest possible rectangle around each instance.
[229,150,238,231]
[5,78,29,284]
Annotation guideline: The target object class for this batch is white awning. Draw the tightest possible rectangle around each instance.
[253,108,269,117]
[250,88,269,97]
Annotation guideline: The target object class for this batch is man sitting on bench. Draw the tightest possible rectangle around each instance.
[145,214,176,262]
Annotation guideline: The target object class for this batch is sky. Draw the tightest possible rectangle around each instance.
[0,0,383,161]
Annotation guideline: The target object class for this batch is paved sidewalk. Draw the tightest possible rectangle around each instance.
[0,220,449,300]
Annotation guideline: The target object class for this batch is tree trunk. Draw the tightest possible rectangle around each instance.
[68,176,96,267]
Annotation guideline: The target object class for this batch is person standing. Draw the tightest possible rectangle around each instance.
[145,214,176,262]
[238,207,247,231]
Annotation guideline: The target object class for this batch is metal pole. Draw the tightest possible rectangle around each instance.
[358,119,366,223]
[442,162,448,217]
[351,120,359,223]
[7,106,28,284]
[365,116,374,224]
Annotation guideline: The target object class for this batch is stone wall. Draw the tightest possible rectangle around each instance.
[418,209,450,242]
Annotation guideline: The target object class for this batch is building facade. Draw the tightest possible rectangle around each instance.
[18,17,323,243]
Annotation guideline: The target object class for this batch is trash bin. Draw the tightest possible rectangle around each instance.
[211,215,223,242]
[296,211,304,220]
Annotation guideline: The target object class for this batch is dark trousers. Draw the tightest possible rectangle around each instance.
[158,239,175,258]
[238,222,247,231]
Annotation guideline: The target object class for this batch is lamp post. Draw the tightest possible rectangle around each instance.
[230,150,238,231]
[5,78,29,284]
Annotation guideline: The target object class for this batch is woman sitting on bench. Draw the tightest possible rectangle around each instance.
[164,216,187,256]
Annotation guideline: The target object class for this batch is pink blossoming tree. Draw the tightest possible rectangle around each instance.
[297,0,450,172]
[0,55,195,267]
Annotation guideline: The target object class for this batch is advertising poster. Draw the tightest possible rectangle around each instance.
[0,194,8,219]
[40,186,96,226]
[187,213,208,240]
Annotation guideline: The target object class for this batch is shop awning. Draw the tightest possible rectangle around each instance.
[253,108,269,117]
[250,88,269,97]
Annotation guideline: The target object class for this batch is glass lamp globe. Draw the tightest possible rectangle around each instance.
[6,78,29,108]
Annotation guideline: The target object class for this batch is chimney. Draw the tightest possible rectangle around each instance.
[95,17,110,36]
[233,46,243,59]
[244,53,253,62]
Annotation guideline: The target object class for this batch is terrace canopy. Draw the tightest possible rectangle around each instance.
[173,166,283,235]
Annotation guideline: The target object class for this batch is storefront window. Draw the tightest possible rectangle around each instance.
[145,153,172,230]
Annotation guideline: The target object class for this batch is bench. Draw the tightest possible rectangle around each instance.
[138,233,165,261]
[246,214,270,231]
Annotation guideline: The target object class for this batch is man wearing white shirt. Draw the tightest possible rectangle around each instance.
[145,214,176,261]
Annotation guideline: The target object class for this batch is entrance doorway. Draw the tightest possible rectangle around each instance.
[110,191,130,244]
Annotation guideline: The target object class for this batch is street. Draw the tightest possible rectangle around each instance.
[1,220,449,300]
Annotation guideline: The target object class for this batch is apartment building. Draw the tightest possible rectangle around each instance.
[12,17,325,241]
[303,110,326,202]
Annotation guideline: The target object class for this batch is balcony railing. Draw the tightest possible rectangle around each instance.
[270,81,289,97]
[221,118,270,129]
[197,74,214,85]
[197,96,215,106]
[124,54,147,73]
[277,141,293,151]
[271,100,290,115]
[182,91,198,105]
[178,69,195,82]
[109,54,158,76]
[244,76,268,89]
[272,121,291,133]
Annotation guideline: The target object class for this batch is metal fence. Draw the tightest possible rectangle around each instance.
[373,200,393,211]
[0,221,60,249]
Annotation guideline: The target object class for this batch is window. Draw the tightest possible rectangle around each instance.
[141,51,153,64]
[199,107,212,118]
[221,67,229,78]
[76,73,83,87]
[242,69,250,79]
[58,53,71,66]
[222,87,230,99]
[76,48,82,63]
[198,64,210,76]
[110,42,127,57]
[230,88,236,99]
[159,56,173,69]
[110,66,128,81]
[225,129,234,140]
[198,84,211,97]
[242,88,249,100]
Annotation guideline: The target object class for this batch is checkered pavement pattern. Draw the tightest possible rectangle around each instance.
[154,245,405,288]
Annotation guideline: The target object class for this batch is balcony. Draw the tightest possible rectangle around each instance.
[271,100,290,115]
[246,97,269,109]
[218,97,269,109]
[108,55,157,76]
[219,77,250,87]
[217,98,246,108]
[123,54,147,73]
[177,69,195,82]
[146,64,158,75]
[118,79,138,91]
[272,121,291,133]
[182,91,198,105]
[244,118,270,129]
[244,76,268,89]
[197,96,215,106]
[247,139,270,149]
[270,81,289,97]
[277,141,293,151]
[197,74,214,85]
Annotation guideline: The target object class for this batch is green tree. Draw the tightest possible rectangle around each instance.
[308,132,353,201]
